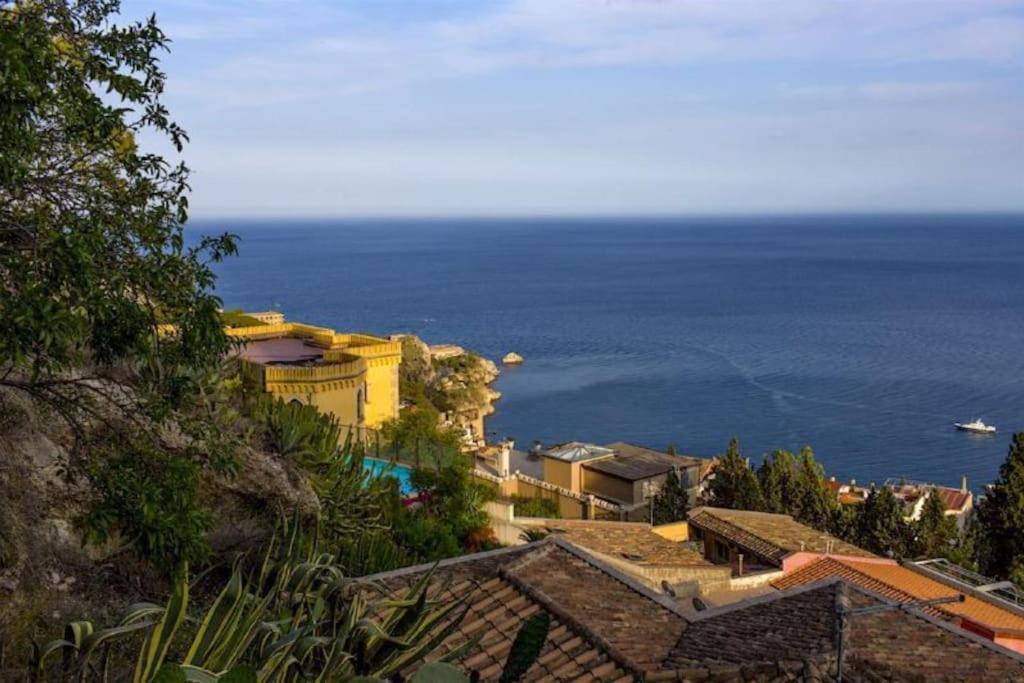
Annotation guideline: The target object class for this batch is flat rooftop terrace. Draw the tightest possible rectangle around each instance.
[238,337,324,365]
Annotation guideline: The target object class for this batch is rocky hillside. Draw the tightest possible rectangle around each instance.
[393,335,501,430]
[0,387,318,642]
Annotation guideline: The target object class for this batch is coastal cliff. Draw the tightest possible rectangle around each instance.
[393,335,501,436]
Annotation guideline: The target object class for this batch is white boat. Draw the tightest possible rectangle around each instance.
[954,419,996,434]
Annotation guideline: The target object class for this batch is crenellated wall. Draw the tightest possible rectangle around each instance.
[230,320,401,431]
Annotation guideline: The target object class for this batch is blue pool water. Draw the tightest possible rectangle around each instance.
[363,458,415,496]
[204,215,1024,492]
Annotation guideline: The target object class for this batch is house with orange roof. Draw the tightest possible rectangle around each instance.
[773,554,1024,654]
[686,506,877,576]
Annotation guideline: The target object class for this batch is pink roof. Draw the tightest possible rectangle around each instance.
[238,337,324,364]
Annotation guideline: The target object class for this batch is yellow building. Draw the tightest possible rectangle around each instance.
[228,317,401,433]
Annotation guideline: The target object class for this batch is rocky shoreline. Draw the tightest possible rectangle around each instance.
[391,335,502,440]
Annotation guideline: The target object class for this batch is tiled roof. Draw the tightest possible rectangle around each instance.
[543,520,711,568]
[506,542,687,670]
[665,580,838,667]
[935,486,972,512]
[363,541,1024,681]
[663,580,1024,681]
[773,556,1024,637]
[687,506,875,563]
[841,584,1024,681]
[586,443,710,482]
[365,540,685,681]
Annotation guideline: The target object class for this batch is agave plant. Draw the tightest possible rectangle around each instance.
[255,397,343,468]
[32,519,474,682]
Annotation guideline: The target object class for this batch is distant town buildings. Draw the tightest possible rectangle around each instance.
[825,476,975,529]
[536,441,715,514]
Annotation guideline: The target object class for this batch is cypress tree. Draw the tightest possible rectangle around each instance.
[708,438,764,511]
[758,449,800,515]
[794,447,837,531]
[856,486,911,557]
[652,468,689,525]
[915,488,957,558]
[975,433,1024,580]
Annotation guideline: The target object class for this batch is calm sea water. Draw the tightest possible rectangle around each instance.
[198,215,1024,492]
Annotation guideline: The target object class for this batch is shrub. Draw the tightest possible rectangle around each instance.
[218,309,266,327]
[512,495,561,519]
[79,441,212,570]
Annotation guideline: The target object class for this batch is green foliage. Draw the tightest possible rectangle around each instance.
[499,612,550,683]
[332,528,412,577]
[651,469,689,525]
[0,0,237,433]
[855,486,913,557]
[793,447,837,530]
[410,458,495,547]
[518,528,550,543]
[974,433,1024,582]
[914,489,957,558]
[253,396,342,468]
[33,520,474,681]
[511,495,560,519]
[708,439,764,511]
[80,438,212,569]
[758,449,800,515]
[218,310,265,328]
[1,0,245,573]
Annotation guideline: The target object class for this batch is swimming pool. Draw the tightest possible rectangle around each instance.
[362,458,415,496]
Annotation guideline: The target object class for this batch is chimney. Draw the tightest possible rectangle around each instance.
[830,476,836,482]
[850,479,856,487]
[961,476,968,494]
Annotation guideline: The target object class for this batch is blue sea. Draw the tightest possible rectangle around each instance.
[199,215,1024,492]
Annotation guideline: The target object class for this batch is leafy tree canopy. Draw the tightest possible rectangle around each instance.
[1,0,236,437]
[1,0,239,568]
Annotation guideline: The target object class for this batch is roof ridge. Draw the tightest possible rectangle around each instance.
[777,556,919,602]
[550,537,694,619]
[839,581,1024,664]
[497,547,647,680]
[689,507,788,558]
[356,540,547,582]
[689,576,846,622]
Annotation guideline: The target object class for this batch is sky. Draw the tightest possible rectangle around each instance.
[119,0,1024,217]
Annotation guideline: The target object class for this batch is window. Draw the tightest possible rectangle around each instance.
[356,388,364,422]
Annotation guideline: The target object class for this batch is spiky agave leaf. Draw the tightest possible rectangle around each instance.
[134,565,188,683]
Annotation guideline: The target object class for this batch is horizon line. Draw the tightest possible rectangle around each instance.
[186,210,1024,224]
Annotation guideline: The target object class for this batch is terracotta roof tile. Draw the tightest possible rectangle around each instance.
[365,541,679,680]
[936,486,972,512]
[362,540,1024,681]
[665,582,839,667]
[773,556,1024,637]
[663,580,1024,680]
[842,586,1024,681]
[541,520,711,568]
[505,542,688,670]
[688,506,875,563]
